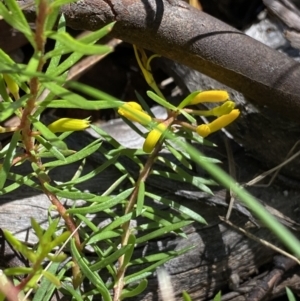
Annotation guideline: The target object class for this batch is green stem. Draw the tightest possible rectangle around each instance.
[113,141,163,301]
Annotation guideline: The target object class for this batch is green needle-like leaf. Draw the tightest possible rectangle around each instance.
[122,234,136,268]
[120,279,148,300]
[0,131,19,189]
[41,270,61,287]
[137,182,145,216]
[136,220,192,244]
[43,139,101,167]
[90,245,132,272]
[70,239,112,301]
[32,262,60,301]
[146,91,177,111]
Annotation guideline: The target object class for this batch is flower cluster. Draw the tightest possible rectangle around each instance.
[118,90,240,153]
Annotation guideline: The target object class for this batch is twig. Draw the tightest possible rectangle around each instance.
[245,140,300,187]
[219,216,300,265]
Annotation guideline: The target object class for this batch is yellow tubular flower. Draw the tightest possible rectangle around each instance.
[3,74,19,99]
[118,102,152,125]
[197,109,240,138]
[48,118,90,133]
[189,90,229,105]
[143,123,167,153]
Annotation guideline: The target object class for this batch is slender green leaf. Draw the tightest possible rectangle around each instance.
[137,182,145,216]
[46,22,114,59]
[4,266,33,276]
[50,0,79,7]
[0,131,19,189]
[78,22,115,44]
[129,249,192,265]
[35,135,66,161]
[26,52,40,73]
[0,75,10,102]
[31,218,44,239]
[47,52,84,77]
[67,188,134,214]
[151,170,213,195]
[70,239,112,301]
[40,219,59,245]
[43,99,124,109]
[41,270,61,287]
[37,149,76,158]
[165,143,192,170]
[120,279,148,300]
[50,231,71,249]
[5,172,41,192]
[146,91,177,110]
[90,245,132,272]
[179,109,197,124]
[213,291,222,301]
[0,1,33,44]
[124,247,191,284]
[62,285,84,301]
[102,173,129,196]
[141,207,187,238]
[43,139,101,167]
[286,288,296,301]
[122,234,136,268]
[32,262,60,301]
[0,94,29,122]
[0,51,30,93]
[142,207,182,227]
[0,180,22,195]
[182,291,193,301]
[3,230,37,262]
[46,32,112,56]
[135,91,155,118]
[57,156,118,187]
[0,171,41,196]
[86,229,122,244]
[76,214,98,232]
[178,90,201,109]
[44,5,60,32]
[136,220,192,244]
[145,192,207,224]
[66,81,122,102]
[44,183,97,200]
[46,14,66,74]
[102,212,133,232]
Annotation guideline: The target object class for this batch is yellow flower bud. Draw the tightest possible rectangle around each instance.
[118,102,152,125]
[48,118,90,133]
[210,101,235,117]
[126,102,143,111]
[196,124,211,138]
[143,123,167,153]
[189,90,229,105]
[3,74,19,99]
[196,109,240,138]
